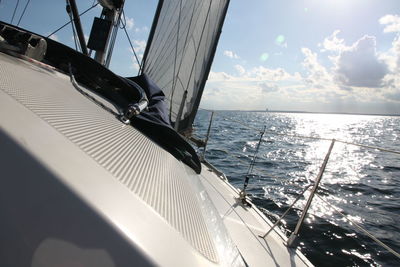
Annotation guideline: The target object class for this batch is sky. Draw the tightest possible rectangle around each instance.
[1,0,400,115]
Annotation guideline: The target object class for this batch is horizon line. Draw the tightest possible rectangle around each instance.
[198,108,400,117]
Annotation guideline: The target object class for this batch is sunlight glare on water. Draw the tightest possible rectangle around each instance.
[194,111,400,266]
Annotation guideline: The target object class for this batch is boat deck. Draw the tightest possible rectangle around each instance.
[200,165,313,266]
[0,50,312,266]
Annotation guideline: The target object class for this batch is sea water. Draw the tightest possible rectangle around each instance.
[194,110,400,266]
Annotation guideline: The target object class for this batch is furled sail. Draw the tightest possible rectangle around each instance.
[141,0,230,132]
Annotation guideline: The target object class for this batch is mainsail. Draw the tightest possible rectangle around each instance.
[141,0,230,132]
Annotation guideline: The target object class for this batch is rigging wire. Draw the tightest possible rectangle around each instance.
[10,0,20,24]
[315,194,400,259]
[197,109,400,258]
[16,0,31,26]
[196,108,400,258]
[261,184,313,238]
[246,126,266,176]
[121,10,141,72]
[47,3,98,38]
[240,126,266,199]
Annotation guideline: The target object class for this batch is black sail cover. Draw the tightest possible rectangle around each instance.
[141,0,230,132]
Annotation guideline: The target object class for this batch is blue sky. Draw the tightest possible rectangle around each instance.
[1,0,400,114]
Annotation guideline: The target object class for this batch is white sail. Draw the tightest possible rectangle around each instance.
[142,0,229,131]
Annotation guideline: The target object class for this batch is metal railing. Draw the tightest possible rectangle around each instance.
[191,108,400,260]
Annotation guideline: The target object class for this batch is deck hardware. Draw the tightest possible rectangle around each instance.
[120,100,149,124]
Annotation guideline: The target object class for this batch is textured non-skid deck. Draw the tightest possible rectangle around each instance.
[0,52,217,262]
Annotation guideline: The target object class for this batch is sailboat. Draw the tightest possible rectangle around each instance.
[0,1,313,266]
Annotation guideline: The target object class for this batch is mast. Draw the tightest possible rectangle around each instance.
[68,0,88,55]
[93,7,115,65]
[87,0,125,65]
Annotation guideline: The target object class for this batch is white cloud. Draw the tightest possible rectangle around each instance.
[133,40,146,53]
[301,47,332,89]
[253,66,293,81]
[123,16,149,33]
[379,15,400,73]
[319,30,390,89]
[333,36,388,88]
[202,17,400,112]
[131,60,140,71]
[208,71,234,81]
[135,26,149,33]
[379,14,400,33]
[379,36,400,72]
[125,17,134,30]
[234,64,246,76]
[223,50,239,59]
[259,82,279,93]
[204,65,306,110]
[381,73,400,102]
[128,40,146,71]
[322,30,347,52]
[209,65,298,83]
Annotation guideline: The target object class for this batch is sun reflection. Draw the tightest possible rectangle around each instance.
[256,113,399,244]
[196,111,399,265]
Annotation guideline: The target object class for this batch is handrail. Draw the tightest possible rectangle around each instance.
[194,108,400,260]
